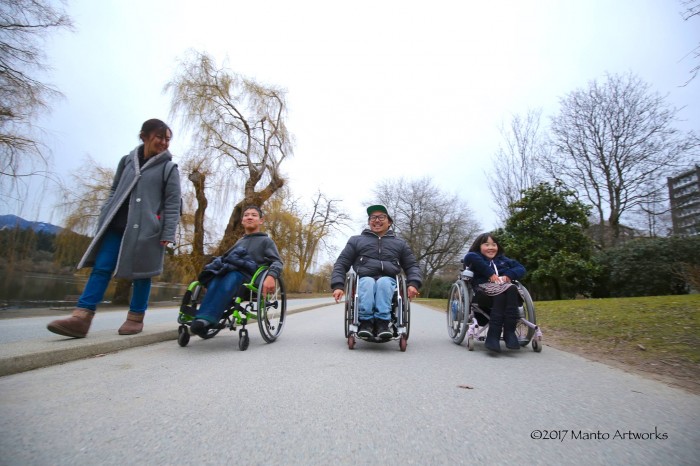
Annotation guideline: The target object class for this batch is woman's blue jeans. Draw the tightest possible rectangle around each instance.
[77,229,152,313]
[358,276,396,322]
[195,271,245,324]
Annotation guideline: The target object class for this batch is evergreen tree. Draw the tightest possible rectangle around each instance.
[501,182,598,299]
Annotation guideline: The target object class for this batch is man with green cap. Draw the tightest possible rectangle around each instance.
[331,204,422,340]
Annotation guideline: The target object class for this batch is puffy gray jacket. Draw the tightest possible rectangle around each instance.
[331,229,422,290]
[78,146,181,279]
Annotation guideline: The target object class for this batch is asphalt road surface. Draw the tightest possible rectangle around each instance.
[0,303,697,465]
[0,297,335,344]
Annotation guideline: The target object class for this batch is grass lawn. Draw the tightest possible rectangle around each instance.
[416,294,700,393]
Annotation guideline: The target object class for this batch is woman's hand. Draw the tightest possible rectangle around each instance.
[489,274,510,284]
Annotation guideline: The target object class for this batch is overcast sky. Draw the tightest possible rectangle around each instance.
[9,0,700,240]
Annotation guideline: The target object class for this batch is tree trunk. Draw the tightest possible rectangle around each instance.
[189,170,207,257]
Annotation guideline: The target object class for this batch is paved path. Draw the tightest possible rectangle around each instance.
[0,297,335,376]
[0,303,697,465]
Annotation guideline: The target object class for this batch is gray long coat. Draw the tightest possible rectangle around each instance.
[77,146,181,279]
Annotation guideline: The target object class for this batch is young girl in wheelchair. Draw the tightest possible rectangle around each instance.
[463,232,526,353]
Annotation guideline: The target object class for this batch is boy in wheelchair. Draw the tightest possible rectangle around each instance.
[463,232,526,352]
[331,204,421,340]
[188,205,283,337]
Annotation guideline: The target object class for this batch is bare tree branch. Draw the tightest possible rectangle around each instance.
[543,72,698,247]
[165,50,293,254]
[0,0,73,196]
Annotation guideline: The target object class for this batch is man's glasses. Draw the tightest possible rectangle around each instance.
[369,215,388,221]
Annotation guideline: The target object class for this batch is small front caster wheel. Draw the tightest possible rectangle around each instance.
[178,326,190,347]
[532,338,542,353]
[239,329,250,351]
[347,334,356,350]
[399,335,407,352]
[467,336,475,351]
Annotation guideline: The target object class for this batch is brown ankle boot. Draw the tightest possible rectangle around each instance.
[47,308,94,338]
[118,311,144,335]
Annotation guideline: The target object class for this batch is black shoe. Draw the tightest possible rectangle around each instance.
[376,320,393,340]
[357,320,374,339]
[504,313,521,350]
[484,336,502,352]
[504,331,521,350]
[484,327,502,353]
[190,319,210,337]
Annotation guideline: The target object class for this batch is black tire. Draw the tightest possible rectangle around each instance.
[515,284,536,346]
[239,329,250,351]
[177,326,190,347]
[178,283,203,324]
[447,280,470,344]
[344,272,357,338]
[398,275,411,340]
[257,270,287,343]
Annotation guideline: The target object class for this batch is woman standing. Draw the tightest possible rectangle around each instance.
[47,119,181,338]
[463,232,526,353]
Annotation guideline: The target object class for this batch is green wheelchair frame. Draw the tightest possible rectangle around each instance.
[177,265,287,350]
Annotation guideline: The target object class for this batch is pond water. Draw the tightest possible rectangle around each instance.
[0,270,187,308]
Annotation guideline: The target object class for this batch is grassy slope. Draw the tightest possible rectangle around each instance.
[417,294,700,392]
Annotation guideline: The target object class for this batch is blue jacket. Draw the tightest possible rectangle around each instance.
[463,251,526,286]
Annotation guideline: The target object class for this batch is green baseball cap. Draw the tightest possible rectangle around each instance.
[366,204,393,222]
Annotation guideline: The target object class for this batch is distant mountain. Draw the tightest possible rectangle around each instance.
[0,215,63,235]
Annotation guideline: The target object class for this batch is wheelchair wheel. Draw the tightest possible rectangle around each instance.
[515,284,536,346]
[398,275,411,340]
[177,326,190,347]
[178,282,203,324]
[239,328,250,351]
[257,270,287,343]
[447,280,470,344]
[467,335,475,351]
[344,272,357,338]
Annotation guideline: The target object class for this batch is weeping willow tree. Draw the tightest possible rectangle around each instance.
[1,0,73,207]
[165,50,293,257]
[264,188,349,292]
[53,158,113,267]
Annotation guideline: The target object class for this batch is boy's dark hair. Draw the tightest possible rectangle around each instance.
[468,232,504,255]
[242,205,264,218]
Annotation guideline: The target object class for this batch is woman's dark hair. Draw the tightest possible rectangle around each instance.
[139,118,172,141]
[468,232,504,255]
[242,205,264,218]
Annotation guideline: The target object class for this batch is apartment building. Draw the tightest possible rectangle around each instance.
[668,165,700,236]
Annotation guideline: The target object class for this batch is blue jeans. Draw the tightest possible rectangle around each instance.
[195,271,245,324]
[77,229,152,313]
[358,276,396,322]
